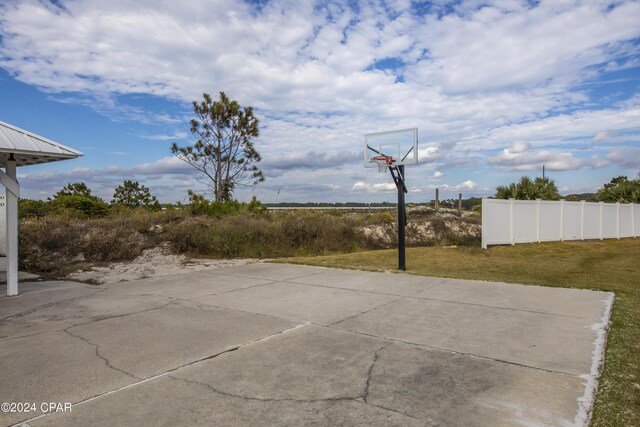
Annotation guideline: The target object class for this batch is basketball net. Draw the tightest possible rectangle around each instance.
[371,155,393,173]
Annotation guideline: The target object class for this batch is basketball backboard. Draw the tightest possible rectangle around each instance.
[364,128,418,168]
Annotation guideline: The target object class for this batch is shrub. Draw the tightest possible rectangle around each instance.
[495,176,560,200]
[49,195,109,218]
[18,212,165,274]
[53,182,96,199]
[164,210,363,258]
[18,206,481,277]
[595,176,640,203]
[188,192,265,217]
[112,180,160,210]
[19,199,51,218]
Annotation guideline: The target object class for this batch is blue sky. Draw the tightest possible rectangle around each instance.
[1,0,639,203]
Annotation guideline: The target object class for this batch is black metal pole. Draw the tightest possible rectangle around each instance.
[397,165,406,270]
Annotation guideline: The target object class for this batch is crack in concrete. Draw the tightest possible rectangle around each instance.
[280,276,588,320]
[76,299,175,324]
[53,300,181,381]
[216,266,329,283]
[169,374,360,404]
[185,279,281,299]
[167,296,315,326]
[281,276,450,299]
[358,400,422,422]
[19,323,311,425]
[0,322,76,342]
[328,325,580,377]
[167,340,419,421]
[0,297,174,343]
[363,342,392,403]
[284,279,414,298]
[407,295,585,319]
[330,297,405,327]
[63,327,140,380]
[0,287,108,324]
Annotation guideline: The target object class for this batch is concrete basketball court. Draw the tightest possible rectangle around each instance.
[0,263,612,426]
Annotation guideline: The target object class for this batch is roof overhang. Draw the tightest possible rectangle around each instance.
[0,120,83,167]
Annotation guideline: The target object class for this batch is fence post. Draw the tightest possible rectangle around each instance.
[536,198,541,243]
[633,203,636,238]
[509,198,515,245]
[481,198,487,249]
[560,199,565,241]
[616,202,620,239]
[599,202,604,240]
[580,200,585,240]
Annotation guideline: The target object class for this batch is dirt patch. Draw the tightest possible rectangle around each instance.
[68,244,256,284]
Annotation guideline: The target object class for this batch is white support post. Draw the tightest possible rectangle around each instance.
[580,200,585,240]
[536,198,541,243]
[5,157,19,296]
[616,202,620,239]
[560,199,565,241]
[633,204,636,238]
[599,202,604,240]
[509,198,515,245]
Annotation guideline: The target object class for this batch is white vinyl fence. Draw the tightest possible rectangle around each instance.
[482,198,638,249]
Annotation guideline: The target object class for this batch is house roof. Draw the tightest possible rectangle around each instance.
[0,120,83,167]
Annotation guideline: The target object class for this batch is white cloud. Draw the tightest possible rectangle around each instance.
[427,179,478,193]
[510,141,530,153]
[419,146,444,163]
[141,132,188,141]
[606,147,640,169]
[489,141,589,171]
[433,171,444,178]
[263,151,360,174]
[592,131,610,143]
[408,1,640,92]
[3,0,639,133]
[454,180,478,192]
[352,181,396,192]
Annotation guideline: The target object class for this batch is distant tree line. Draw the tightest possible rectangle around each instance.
[424,197,482,210]
[264,202,397,208]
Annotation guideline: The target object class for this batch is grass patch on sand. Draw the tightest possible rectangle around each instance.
[281,239,640,427]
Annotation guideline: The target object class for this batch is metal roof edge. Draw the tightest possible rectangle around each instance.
[0,120,84,157]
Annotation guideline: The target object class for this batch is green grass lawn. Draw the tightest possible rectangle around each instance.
[280,239,640,426]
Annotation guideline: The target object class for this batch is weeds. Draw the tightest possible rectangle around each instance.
[18,207,480,277]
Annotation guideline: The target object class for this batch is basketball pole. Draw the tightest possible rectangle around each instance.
[365,127,417,271]
[391,164,407,271]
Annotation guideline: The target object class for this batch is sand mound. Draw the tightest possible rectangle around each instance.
[68,244,255,284]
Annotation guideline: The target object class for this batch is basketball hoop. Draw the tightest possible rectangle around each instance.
[371,155,393,173]
[363,128,417,271]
